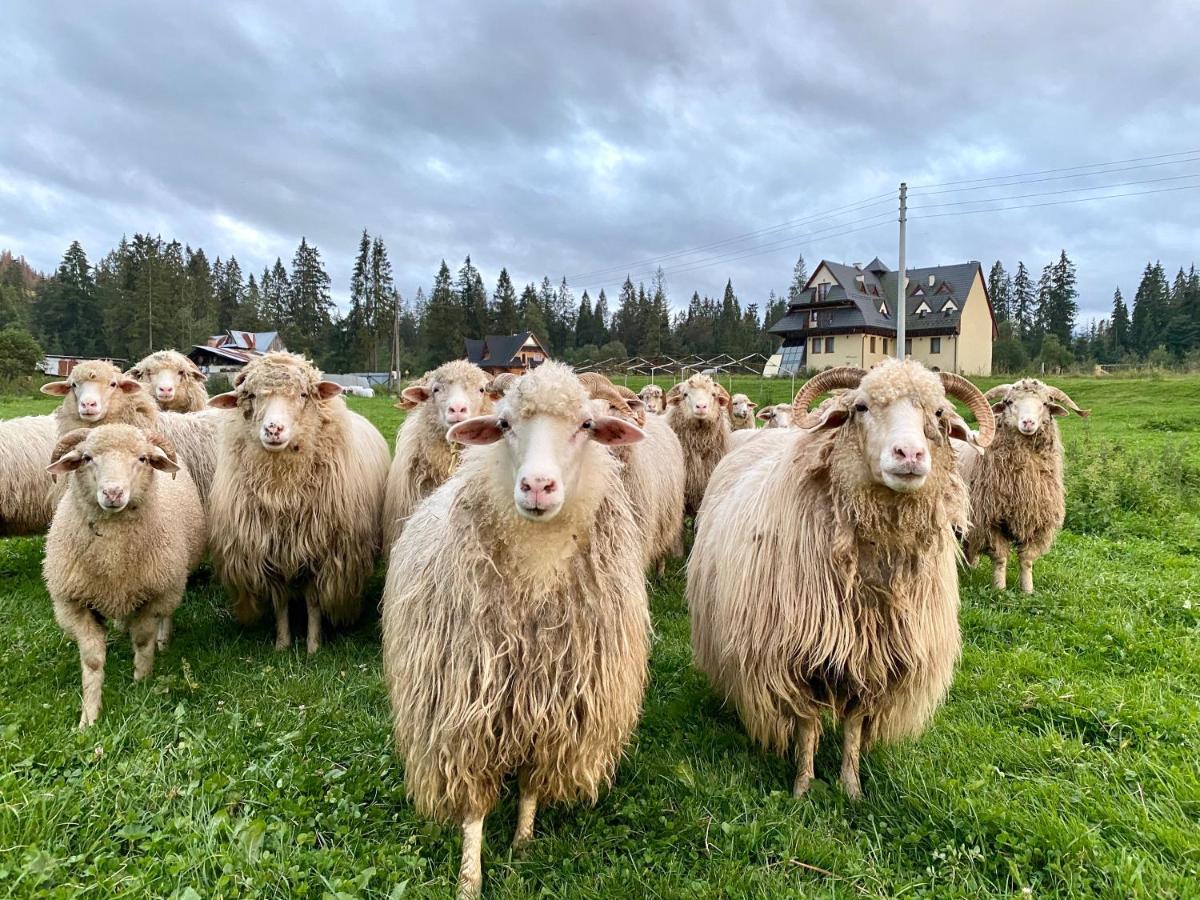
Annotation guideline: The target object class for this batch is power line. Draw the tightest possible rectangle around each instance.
[908,148,1200,190]
[908,183,1200,220]
[908,155,1200,197]
[567,190,894,282]
[909,171,1200,210]
[578,214,894,289]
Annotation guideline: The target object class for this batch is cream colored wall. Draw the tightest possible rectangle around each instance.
[806,333,866,369]
[809,264,837,287]
[908,335,956,371]
[956,273,994,375]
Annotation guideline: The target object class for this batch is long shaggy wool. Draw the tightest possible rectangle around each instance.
[53,362,159,436]
[381,368,650,823]
[665,376,730,515]
[964,410,1064,565]
[382,360,489,547]
[156,410,220,505]
[0,415,58,536]
[129,350,209,412]
[689,365,968,756]
[44,426,207,621]
[209,355,390,627]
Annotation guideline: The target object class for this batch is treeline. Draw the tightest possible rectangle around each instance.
[988,251,1200,371]
[1,234,791,375]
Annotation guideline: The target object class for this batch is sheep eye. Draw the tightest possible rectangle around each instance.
[1005,399,1013,406]
[498,418,510,431]
[109,381,117,387]
[478,387,485,393]
[582,419,595,430]
[82,454,92,463]
[138,455,147,463]
[935,407,944,418]
[854,403,868,413]
[432,386,440,394]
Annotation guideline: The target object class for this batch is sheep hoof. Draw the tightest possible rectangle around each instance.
[792,774,812,798]
[456,873,482,900]
[840,776,862,801]
[273,637,291,652]
[78,712,97,730]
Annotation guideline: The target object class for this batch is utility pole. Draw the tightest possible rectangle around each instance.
[895,181,907,360]
[391,289,401,387]
[148,255,154,353]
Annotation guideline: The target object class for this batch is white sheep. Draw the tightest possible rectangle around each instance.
[963,379,1089,593]
[382,359,492,547]
[208,352,391,653]
[43,425,206,728]
[756,403,795,428]
[637,383,665,414]
[128,350,209,412]
[688,361,995,798]
[0,414,58,536]
[728,393,757,430]
[665,374,731,514]
[382,362,650,899]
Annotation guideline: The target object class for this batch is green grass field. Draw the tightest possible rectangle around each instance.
[2,376,1199,897]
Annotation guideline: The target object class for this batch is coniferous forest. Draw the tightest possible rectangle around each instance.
[2,234,1199,378]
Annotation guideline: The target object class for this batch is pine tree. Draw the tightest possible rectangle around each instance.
[988,260,1012,322]
[788,256,808,303]
[575,290,594,349]
[550,277,576,354]
[613,277,638,353]
[593,289,610,344]
[218,255,245,331]
[369,236,395,369]
[261,258,291,328]
[1012,261,1035,344]
[1131,261,1170,354]
[457,256,489,340]
[1040,250,1078,345]
[1109,287,1130,357]
[347,229,372,366]
[491,268,520,335]
[36,241,101,355]
[424,261,465,366]
[287,238,334,359]
[519,282,548,343]
[185,247,217,338]
[244,274,264,330]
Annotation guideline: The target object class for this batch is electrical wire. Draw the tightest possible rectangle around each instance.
[908,148,1200,190]
[908,171,1200,209]
[908,183,1200,220]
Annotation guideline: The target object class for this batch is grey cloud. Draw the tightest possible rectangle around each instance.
[2,0,1197,325]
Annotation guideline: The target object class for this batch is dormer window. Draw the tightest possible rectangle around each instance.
[878,302,888,316]
[942,299,958,314]
[815,283,829,302]
[913,285,925,296]
[936,281,953,294]
[915,301,932,315]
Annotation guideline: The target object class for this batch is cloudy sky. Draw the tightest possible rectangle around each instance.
[2,0,1197,323]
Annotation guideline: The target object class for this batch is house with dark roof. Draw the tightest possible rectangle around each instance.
[187,329,287,373]
[464,332,550,374]
[767,257,996,376]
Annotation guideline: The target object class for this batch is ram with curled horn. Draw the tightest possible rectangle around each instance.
[688,358,990,800]
[964,378,1088,594]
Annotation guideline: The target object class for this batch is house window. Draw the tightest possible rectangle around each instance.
[931,337,941,354]
[812,338,821,354]
[778,341,806,375]
[810,310,818,325]
[870,336,877,353]
[905,338,912,355]
[825,337,835,353]
[882,338,889,354]
[815,283,828,302]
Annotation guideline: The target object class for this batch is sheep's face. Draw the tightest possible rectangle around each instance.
[449,365,644,522]
[730,394,756,421]
[47,425,179,513]
[993,380,1067,436]
[130,352,205,409]
[807,362,955,495]
[401,361,490,428]
[758,404,793,428]
[208,354,342,453]
[42,362,142,423]
[638,385,665,414]
[668,376,727,422]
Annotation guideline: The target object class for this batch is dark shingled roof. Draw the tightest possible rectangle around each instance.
[464,332,547,369]
[768,258,992,338]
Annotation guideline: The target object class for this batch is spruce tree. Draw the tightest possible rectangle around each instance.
[788,255,808,303]
[519,282,548,344]
[1012,261,1035,344]
[369,236,395,369]
[424,261,465,366]
[457,256,489,339]
[287,238,334,359]
[1041,250,1078,345]
[348,229,371,366]
[988,260,1012,322]
[575,290,594,348]
[36,241,101,356]
[491,268,520,335]
[1109,287,1130,357]
[593,289,610,344]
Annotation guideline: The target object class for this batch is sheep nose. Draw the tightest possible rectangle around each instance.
[80,399,98,411]
[264,422,285,437]
[1020,418,1036,430]
[892,444,926,464]
[102,486,125,504]
[694,403,708,413]
[156,386,174,397]
[446,403,469,421]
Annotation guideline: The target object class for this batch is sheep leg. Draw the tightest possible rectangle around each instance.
[1017,548,1037,595]
[513,768,538,849]
[839,712,866,801]
[457,814,485,900]
[156,615,174,652]
[792,717,820,797]
[990,540,1010,590]
[273,595,292,651]
[305,593,322,656]
[57,603,107,729]
[129,610,159,683]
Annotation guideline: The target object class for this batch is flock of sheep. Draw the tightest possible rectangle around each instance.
[0,347,1088,898]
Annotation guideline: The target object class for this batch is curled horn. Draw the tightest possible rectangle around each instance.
[792,367,866,413]
[1045,385,1090,418]
[145,431,179,464]
[50,428,90,465]
[983,383,1013,403]
[485,372,518,397]
[577,372,615,393]
[939,372,996,448]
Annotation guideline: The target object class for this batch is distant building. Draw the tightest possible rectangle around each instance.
[187,330,286,373]
[464,332,550,375]
[38,354,129,377]
[767,258,996,376]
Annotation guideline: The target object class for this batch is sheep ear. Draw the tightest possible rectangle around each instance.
[747,401,758,410]
[800,402,850,431]
[756,407,772,421]
[128,366,144,380]
[591,416,644,446]
[945,412,979,447]
[147,448,180,475]
[991,402,1006,415]
[208,392,239,409]
[41,381,72,396]
[315,381,342,401]
[47,451,85,476]
[401,384,431,405]
[448,415,504,446]
[187,361,207,382]
[1046,403,1070,418]
[117,378,143,395]
[666,386,683,406]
